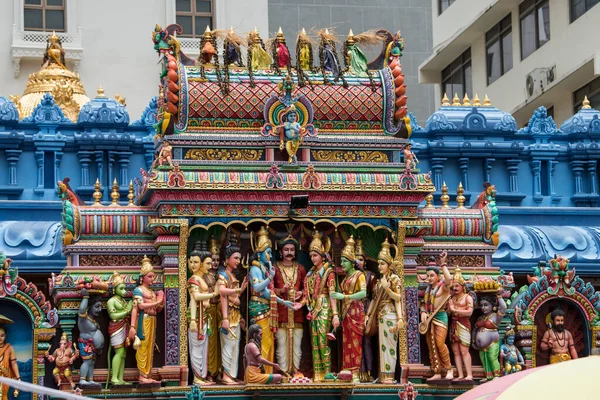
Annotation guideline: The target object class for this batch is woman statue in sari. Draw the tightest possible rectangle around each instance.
[188,242,220,385]
[304,231,339,382]
[0,317,20,400]
[472,292,506,382]
[331,235,366,383]
[128,256,164,384]
[365,238,405,384]
[217,234,248,385]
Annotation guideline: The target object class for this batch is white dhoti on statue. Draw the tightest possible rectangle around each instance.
[275,327,303,371]
[220,324,241,378]
[189,324,209,379]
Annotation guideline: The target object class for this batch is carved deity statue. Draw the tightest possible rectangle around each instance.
[217,234,248,385]
[540,309,578,364]
[472,292,507,381]
[188,242,220,385]
[107,271,133,386]
[45,332,79,389]
[205,235,222,382]
[331,235,366,383]
[0,317,21,400]
[304,231,338,382]
[447,267,474,384]
[151,141,174,169]
[128,256,164,384]
[244,324,284,384]
[403,144,419,171]
[42,32,66,69]
[273,233,306,374]
[275,105,306,164]
[357,238,378,383]
[77,289,105,388]
[365,238,405,384]
[419,252,454,383]
[500,327,524,374]
[249,227,297,375]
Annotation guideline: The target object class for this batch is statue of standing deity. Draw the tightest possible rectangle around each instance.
[275,105,306,165]
[205,235,222,382]
[249,226,297,375]
[331,235,366,383]
[188,242,220,386]
[217,234,248,385]
[0,317,21,400]
[419,252,453,383]
[304,231,339,382]
[365,238,405,384]
[107,272,133,386]
[472,292,506,381]
[45,332,79,389]
[77,289,105,388]
[128,256,164,385]
[357,238,377,383]
[273,233,307,374]
[447,267,474,384]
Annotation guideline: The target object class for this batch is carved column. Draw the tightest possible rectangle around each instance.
[430,157,446,191]
[588,160,598,195]
[54,151,63,184]
[570,160,586,194]
[458,157,469,191]
[118,152,132,188]
[5,149,22,186]
[78,151,93,187]
[95,150,104,184]
[35,151,44,192]
[505,159,520,192]
[108,152,116,187]
[530,160,542,200]
[485,157,495,183]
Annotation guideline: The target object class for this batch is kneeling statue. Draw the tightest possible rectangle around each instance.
[244,324,283,384]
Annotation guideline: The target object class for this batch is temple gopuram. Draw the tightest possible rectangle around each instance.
[1,24,600,400]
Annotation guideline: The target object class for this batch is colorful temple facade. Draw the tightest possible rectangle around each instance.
[0,25,599,400]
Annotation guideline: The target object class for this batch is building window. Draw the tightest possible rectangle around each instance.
[486,14,513,85]
[520,0,550,60]
[570,0,599,22]
[439,0,456,15]
[573,76,600,113]
[24,0,65,32]
[176,0,214,38]
[442,49,472,100]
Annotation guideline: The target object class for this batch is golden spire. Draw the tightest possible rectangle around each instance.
[325,28,330,35]
[110,178,120,206]
[452,93,461,106]
[462,93,471,107]
[96,84,106,98]
[301,27,307,35]
[441,182,450,209]
[93,178,102,205]
[582,95,592,109]
[50,31,59,41]
[229,26,234,34]
[424,193,434,209]
[203,25,212,39]
[472,93,481,107]
[341,235,356,262]
[128,180,135,206]
[456,182,466,209]
[483,94,491,106]
[441,93,450,107]
[276,26,285,42]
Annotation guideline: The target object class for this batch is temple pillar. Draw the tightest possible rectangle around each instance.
[118,151,132,191]
[34,150,44,193]
[108,151,116,188]
[54,151,63,184]
[570,160,585,195]
[506,159,520,192]
[458,157,469,191]
[5,149,22,186]
[588,160,598,195]
[530,159,543,203]
[78,150,93,187]
[430,157,446,191]
[485,157,495,183]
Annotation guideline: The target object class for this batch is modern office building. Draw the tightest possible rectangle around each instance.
[419,0,600,126]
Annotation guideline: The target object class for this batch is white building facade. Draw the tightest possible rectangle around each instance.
[1,0,269,119]
[419,0,600,127]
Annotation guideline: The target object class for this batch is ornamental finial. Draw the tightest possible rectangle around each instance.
[472,93,481,107]
[483,94,492,106]
[441,182,450,209]
[424,193,434,209]
[456,182,466,209]
[97,84,106,98]
[462,93,471,107]
[128,180,135,206]
[110,178,120,206]
[582,95,592,109]
[452,93,461,106]
[93,178,102,205]
[441,93,450,107]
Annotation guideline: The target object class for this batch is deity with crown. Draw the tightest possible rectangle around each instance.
[107,271,133,386]
[447,266,474,384]
[274,104,306,164]
[128,256,164,385]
